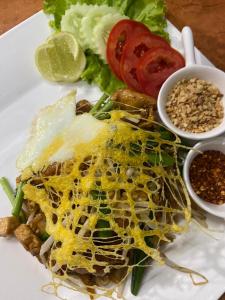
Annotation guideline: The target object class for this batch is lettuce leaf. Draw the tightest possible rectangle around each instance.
[127,0,168,40]
[43,0,168,94]
[81,51,126,95]
[44,0,168,38]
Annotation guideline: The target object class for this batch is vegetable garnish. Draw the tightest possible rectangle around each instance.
[61,4,128,59]
[81,51,126,94]
[119,32,170,92]
[106,20,151,80]
[42,0,169,94]
[39,1,185,97]
[35,32,86,82]
[106,19,185,97]
[137,47,185,98]
[44,0,168,39]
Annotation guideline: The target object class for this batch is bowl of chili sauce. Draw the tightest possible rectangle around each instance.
[183,137,225,218]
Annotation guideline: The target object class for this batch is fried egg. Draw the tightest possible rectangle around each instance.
[17,91,106,172]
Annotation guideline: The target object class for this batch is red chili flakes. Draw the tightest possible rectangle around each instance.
[189,150,225,205]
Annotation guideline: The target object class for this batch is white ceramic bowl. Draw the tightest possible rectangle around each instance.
[157,65,225,140]
[183,137,225,218]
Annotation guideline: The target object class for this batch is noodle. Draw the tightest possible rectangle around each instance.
[21,110,191,299]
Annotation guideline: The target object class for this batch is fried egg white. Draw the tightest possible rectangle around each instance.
[17,91,106,172]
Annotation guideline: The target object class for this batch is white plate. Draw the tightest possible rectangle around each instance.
[0,11,225,300]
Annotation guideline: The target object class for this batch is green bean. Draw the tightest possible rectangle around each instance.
[95,112,111,120]
[0,177,15,206]
[131,249,148,296]
[131,237,153,295]
[96,219,113,238]
[99,206,111,215]
[90,190,106,200]
[40,232,50,241]
[12,182,25,217]
[129,142,142,156]
[159,128,176,141]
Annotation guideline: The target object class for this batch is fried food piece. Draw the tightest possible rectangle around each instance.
[14,224,41,256]
[42,162,62,176]
[23,199,40,218]
[95,274,110,286]
[111,89,157,119]
[76,100,92,115]
[0,216,20,237]
[109,267,128,284]
[28,213,46,235]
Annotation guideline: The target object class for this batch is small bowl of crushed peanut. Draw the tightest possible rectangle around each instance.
[158,68,225,140]
[183,137,225,218]
[158,27,225,140]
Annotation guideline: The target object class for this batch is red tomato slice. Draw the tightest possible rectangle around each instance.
[137,47,185,98]
[120,33,170,92]
[106,20,151,80]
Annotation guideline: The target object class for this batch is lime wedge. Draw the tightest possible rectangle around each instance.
[35,32,86,82]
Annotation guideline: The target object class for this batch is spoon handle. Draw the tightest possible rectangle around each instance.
[182,26,196,66]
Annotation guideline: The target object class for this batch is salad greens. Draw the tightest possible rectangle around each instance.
[44,0,168,38]
[81,51,126,94]
[43,0,168,94]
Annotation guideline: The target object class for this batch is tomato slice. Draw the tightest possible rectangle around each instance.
[137,47,185,98]
[120,33,170,92]
[106,20,151,80]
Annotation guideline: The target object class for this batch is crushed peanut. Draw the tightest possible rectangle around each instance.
[166,78,224,133]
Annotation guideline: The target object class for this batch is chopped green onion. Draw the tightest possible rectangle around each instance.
[12,182,25,217]
[97,100,113,114]
[90,94,109,114]
[0,177,15,206]
[90,93,114,121]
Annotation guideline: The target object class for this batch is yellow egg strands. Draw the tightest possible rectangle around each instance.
[22,111,191,299]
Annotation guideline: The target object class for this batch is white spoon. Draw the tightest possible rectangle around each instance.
[157,26,225,140]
